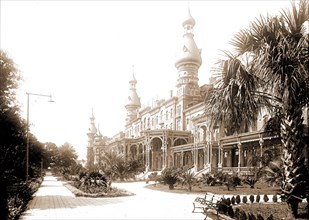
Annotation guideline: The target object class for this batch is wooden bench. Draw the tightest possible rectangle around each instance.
[192,192,224,219]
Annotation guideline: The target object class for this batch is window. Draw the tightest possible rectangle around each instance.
[176,119,181,130]
[176,105,181,116]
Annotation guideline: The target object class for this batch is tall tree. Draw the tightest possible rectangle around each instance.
[0,50,26,219]
[43,142,59,168]
[54,142,78,174]
[206,0,309,217]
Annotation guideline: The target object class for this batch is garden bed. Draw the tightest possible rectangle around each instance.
[64,181,134,198]
[233,202,308,220]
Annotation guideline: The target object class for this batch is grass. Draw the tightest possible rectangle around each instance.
[145,180,281,195]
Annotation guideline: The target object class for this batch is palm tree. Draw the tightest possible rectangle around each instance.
[179,169,196,191]
[206,0,309,217]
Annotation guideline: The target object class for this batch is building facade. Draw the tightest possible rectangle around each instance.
[86,9,308,175]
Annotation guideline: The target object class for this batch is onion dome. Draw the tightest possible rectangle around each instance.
[175,8,202,68]
[125,73,141,108]
[182,9,196,28]
[88,110,97,134]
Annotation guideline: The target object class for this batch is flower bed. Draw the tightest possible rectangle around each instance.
[64,181,134,198]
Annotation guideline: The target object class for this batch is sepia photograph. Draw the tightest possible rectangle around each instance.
[1,0,308,219]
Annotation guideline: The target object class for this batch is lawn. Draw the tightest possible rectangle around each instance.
[145,180,281,195]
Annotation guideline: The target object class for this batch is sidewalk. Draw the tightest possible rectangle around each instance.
[20,172,209,220]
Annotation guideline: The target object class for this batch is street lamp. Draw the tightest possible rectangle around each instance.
[26,92,54,181]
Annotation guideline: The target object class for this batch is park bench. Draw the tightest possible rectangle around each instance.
[192,192,224,219]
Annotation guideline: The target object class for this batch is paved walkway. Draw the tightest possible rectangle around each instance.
[20,172,210,220]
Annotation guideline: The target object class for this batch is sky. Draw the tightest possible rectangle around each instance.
[1,0,293,160]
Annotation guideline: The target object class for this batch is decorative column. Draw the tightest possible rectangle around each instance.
[151,145,154,171]
[259,135,264,168]
[143,144,146,166]
[145,134,150,172]
[218,142,223,170]
[208,141,212,171]
[145,147,150,172]
[162,133,167,169]
[127,143,131,162]
[208,129,212,169]
[237,141,244,173]
[181,151,184,167]
[193,127,198,171]
[203,146,207,169]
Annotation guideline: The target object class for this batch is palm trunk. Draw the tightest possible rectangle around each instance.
[280,94,306,218]
[168,184,174,190]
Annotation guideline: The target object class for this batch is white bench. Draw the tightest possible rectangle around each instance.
[192,192,224,219]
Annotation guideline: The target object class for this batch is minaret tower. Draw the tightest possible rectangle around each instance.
[86,109,97,170]
[174,5,202,108]
[125,65,141,124]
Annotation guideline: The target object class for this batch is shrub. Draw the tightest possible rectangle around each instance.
[248,212,257,220]
[243,195,248,203]
[213,172,226,185]
[161,167,180,190]
[201,173,216,186]
[231,196,236,205]
[272,194,277,202]
[250,195,255,203]
[239,210,248,220]
[263,194,269,202]
[79,171,87,179]
[235,208,240,219]
[178,169,196,191]
[7,183,33,219]
[236,195,241,204]
[226,197,231,206]
[266,214,273,220]
[74,171,108,194]
[226,173,242,190]
[7,177,43,220]
[217,199,228,214]
[256,214,264,220]
[243,175,258,189]
[227,205,235,218]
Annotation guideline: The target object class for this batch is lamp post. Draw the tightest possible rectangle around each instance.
[26,92,54,181]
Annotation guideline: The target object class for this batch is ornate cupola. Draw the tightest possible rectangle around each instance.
[87,110,97,139]
[125,66,141,124]
[174,6,202,102]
